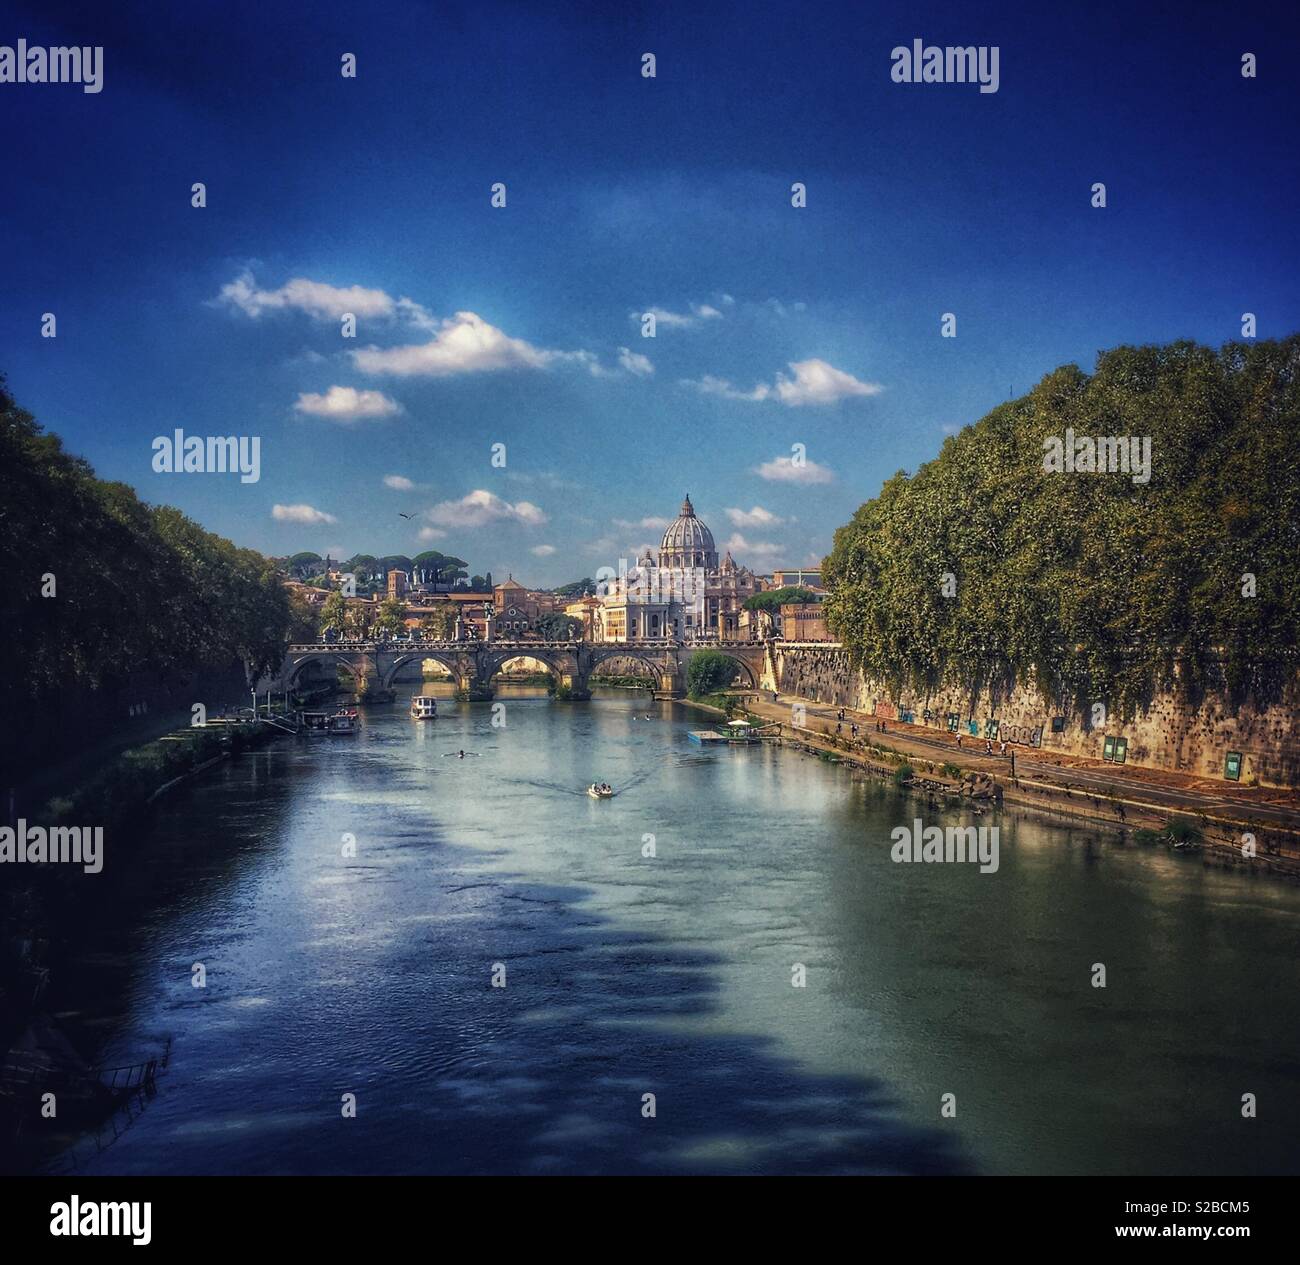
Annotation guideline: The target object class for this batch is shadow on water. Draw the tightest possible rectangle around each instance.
[20,767,971,1176]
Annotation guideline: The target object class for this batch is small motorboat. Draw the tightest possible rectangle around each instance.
[328,709,359,735]
[587,783,614,799]
[410,695,438,720]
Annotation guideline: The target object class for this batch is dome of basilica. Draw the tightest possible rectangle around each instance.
[659,494,718,569]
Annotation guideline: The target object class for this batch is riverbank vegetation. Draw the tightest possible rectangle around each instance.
[687,649,740,698]
[823,338,1300,717]
[0,377,294,782]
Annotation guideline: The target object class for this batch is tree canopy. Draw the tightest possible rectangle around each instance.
[822,338,1300,717]
[0,376,293,725]
[744,586,819,612]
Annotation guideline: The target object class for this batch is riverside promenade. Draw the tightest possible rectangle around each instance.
[734,691,1300,877]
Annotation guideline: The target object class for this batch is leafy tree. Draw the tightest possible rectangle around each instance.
[374,596,406,638]
[0,375,293,780]
[553,578,596,598]
[319,591,348,639]
[343,554,378,582]
[420,603,458,639]
[413,551,446,585]
[687,649,738,697]
[822,337,1300,718]
[536,613,584,641]
[743,586,818,612]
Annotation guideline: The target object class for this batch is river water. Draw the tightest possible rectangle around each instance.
[51,687,1300,1175]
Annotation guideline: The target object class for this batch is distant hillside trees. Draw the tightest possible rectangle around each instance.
[822,338,1300,717]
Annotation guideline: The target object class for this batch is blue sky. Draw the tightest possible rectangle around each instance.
[3,0,1298,585]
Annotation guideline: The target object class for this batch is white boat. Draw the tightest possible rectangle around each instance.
[410,695,438,720]
[587,783,614,799]
[328,710,359,735]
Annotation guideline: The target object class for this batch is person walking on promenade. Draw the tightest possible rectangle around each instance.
[957,734,963,750]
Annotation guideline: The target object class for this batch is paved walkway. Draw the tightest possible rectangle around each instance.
[738,691,1300,836]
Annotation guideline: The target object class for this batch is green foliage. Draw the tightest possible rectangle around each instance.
[822,338,1300,716]
[893,763,914,786]
[420,602,458,639]
[319,591,348,638]
[743,586,819,612]
[553,578,596,598]
[374,596,406,637]
[1163,816,1203,844]
[0,378,292,725]
[942,762,962,779]
[536,612,584,641]
[687,649,738,697]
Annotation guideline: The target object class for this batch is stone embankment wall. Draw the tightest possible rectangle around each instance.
[773,643,1300,788]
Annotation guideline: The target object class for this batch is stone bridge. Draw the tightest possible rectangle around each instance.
[266,639,773,701]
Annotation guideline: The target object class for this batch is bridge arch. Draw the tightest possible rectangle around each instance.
[481,647,577,685]
[380,651,463,692]
[285,651,367,690]
[681,648,759,690]
[584,647,672,680]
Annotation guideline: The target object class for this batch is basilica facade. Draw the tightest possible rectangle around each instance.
[595,495,761,642]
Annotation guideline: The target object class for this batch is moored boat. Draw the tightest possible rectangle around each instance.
[328,709,359,735]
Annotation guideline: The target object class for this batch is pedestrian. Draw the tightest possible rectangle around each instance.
[1010,750,1015,776]
[957,735,962,749]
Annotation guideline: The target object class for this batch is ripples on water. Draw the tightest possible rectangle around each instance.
[41,688,1300,1175]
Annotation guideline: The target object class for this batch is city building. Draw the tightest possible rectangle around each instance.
[780,601,833,641]
[596,495,761,641]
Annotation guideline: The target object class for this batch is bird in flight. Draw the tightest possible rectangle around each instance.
[398,511,413,519]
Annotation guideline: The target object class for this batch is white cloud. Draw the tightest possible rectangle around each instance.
[530,544,557,557]
[773,358,880,405]
[294,386,402,422]
[272,503,337,525]
[725,505,785,529]
[425,489,548,529]
[681,374,771,402]
[617,346,654,376]
[417,526,447,542]
[383,474,417,491]
[613,516,670,531]
[683,357,881,407]
[219,270,396,321]
[352,311,566,378]
[633,303,725,330]
[724,532,783,558]
[755,455,835,484]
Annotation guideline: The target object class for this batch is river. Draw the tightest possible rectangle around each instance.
[49,686,1300,1175]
